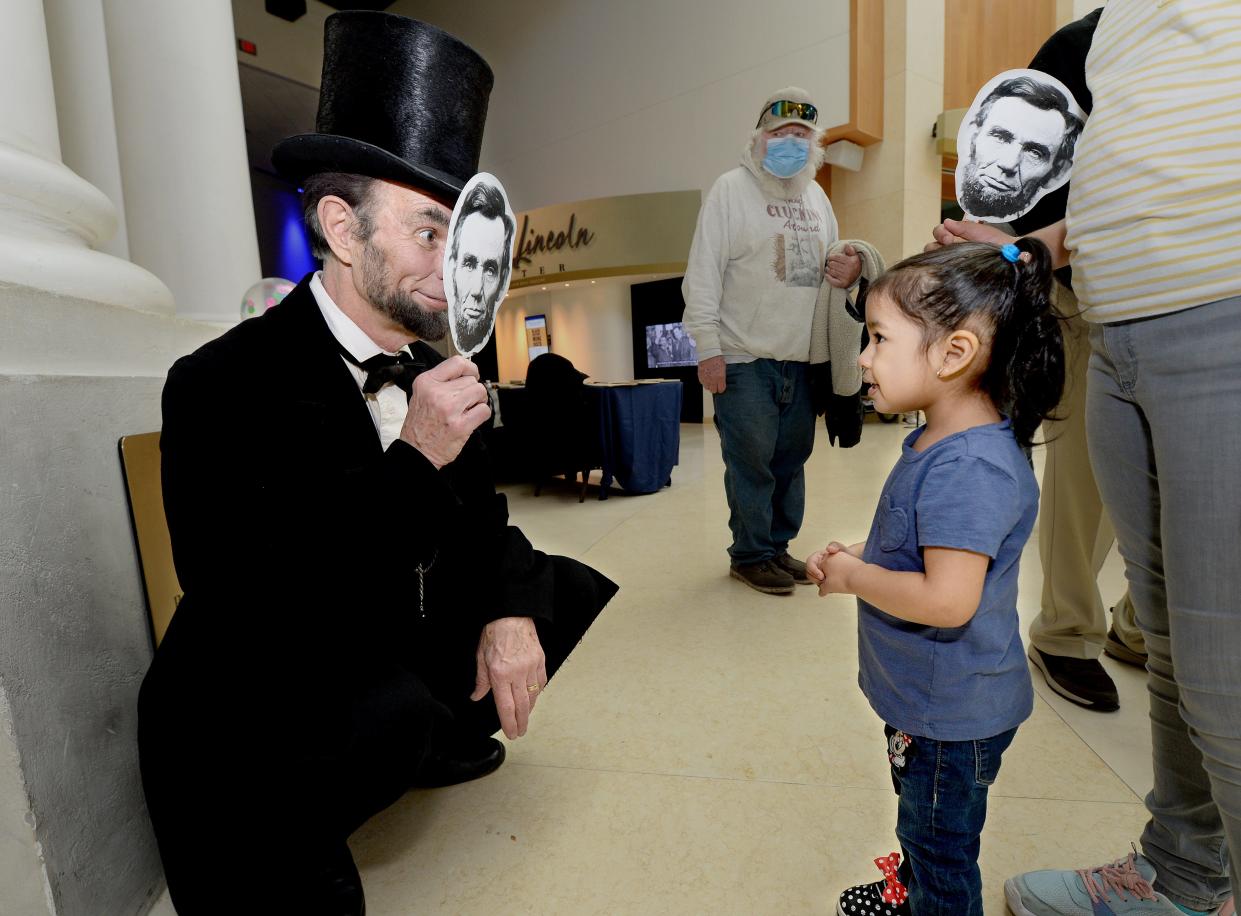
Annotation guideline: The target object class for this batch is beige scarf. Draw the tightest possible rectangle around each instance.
[809,238,885,395]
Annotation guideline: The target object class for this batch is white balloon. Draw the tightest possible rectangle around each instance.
[240,277,297,320]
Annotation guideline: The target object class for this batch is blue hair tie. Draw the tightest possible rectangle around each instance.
[1000,243,1021,264]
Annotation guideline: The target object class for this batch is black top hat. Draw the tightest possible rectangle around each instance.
[272,12,493,201]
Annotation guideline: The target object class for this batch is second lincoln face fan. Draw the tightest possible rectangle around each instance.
[955,69,1086,223]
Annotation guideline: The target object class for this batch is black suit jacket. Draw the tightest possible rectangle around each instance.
[153,277,557,693]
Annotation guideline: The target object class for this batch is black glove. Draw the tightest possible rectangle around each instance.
[825,388,863,448]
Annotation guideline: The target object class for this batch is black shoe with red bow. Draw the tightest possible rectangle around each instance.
[836,852,911,916]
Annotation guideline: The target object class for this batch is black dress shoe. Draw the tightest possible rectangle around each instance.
[307,844,365,916]
[1028,646,1120,712]
[412,735,505,788]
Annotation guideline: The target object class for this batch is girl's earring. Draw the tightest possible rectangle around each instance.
[936,365,946,378]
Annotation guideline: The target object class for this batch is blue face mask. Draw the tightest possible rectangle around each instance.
[762,136,811,178]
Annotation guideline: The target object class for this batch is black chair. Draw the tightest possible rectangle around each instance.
[525,353,602,502]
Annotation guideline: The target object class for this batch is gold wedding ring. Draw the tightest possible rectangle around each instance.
[526,684,541,694]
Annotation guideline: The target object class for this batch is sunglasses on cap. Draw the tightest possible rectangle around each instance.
[757,100,818,127]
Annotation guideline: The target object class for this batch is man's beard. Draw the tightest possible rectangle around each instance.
[453,301,493,352]
[360,237,446,341]
[960,163,1031,220]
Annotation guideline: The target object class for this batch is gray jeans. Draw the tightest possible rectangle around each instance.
[1087,294,1241,911]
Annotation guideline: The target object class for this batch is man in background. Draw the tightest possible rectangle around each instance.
[1008,7,1145,716]
[683,87,861,596]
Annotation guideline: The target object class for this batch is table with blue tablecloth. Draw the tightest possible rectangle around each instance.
[590,381,682,494]
[492,380,682,497]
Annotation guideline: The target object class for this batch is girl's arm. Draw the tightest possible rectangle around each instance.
[820,546,990,628]
[805,540,867,583]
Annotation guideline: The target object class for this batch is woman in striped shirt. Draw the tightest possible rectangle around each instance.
[933,3,1241,913]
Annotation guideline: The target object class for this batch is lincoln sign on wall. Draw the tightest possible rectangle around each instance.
[508,190,702,289]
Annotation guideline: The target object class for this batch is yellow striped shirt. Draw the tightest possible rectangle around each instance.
[1065,0,1241,322]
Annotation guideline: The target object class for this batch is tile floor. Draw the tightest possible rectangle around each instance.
[152,419,1152,915]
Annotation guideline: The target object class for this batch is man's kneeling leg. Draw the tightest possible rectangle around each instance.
[139,663,450,914]
[422,554,618,739]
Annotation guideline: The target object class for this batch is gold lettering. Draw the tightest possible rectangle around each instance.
[513,212,597,268]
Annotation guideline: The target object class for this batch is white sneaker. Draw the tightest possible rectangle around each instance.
[1005,850,1234,915]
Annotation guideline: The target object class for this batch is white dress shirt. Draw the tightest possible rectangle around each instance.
[309,271,410,450]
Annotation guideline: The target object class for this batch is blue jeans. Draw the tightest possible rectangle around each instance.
[886,724,1017,916]
[1087,295,1241,911]
[711,359,815,565]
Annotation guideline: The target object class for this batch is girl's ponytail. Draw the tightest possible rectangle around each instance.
[1002,237,1064,447]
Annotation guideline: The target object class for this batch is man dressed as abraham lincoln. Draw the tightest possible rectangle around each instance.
[137,12,617,915]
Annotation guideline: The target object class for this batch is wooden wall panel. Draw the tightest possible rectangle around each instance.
[941,155,958,201]
[824,0,884,146]
[943,0,1058,110]
[816,166,831,199]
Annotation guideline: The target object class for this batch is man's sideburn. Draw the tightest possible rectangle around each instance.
[361,235,447,341]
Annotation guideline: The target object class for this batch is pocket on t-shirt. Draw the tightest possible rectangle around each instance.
[878,496,909,552]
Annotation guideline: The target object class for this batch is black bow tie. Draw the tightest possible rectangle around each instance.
[339,345,427,399]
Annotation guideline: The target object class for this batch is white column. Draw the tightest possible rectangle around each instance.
[44,0,132,261]
[0,0,172,314]
[104,0,262,324]
[0,5,221,911]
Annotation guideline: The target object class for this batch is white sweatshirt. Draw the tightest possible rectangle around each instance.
[682,155,838,363]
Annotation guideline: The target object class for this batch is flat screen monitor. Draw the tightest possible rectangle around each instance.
[645,321,697,369]
[525,314,549,361]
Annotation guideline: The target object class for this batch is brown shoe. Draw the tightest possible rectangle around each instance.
[730,560,795,595]
[772,552,813,585]
[1103,626,1148,668]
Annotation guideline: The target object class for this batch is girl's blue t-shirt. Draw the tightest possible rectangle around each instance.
[857,419,1037,741]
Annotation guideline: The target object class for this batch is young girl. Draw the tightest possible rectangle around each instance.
[807,239,1064,916]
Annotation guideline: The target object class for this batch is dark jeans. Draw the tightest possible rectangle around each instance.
[711,359,815,565]
[885,723,1017,915]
